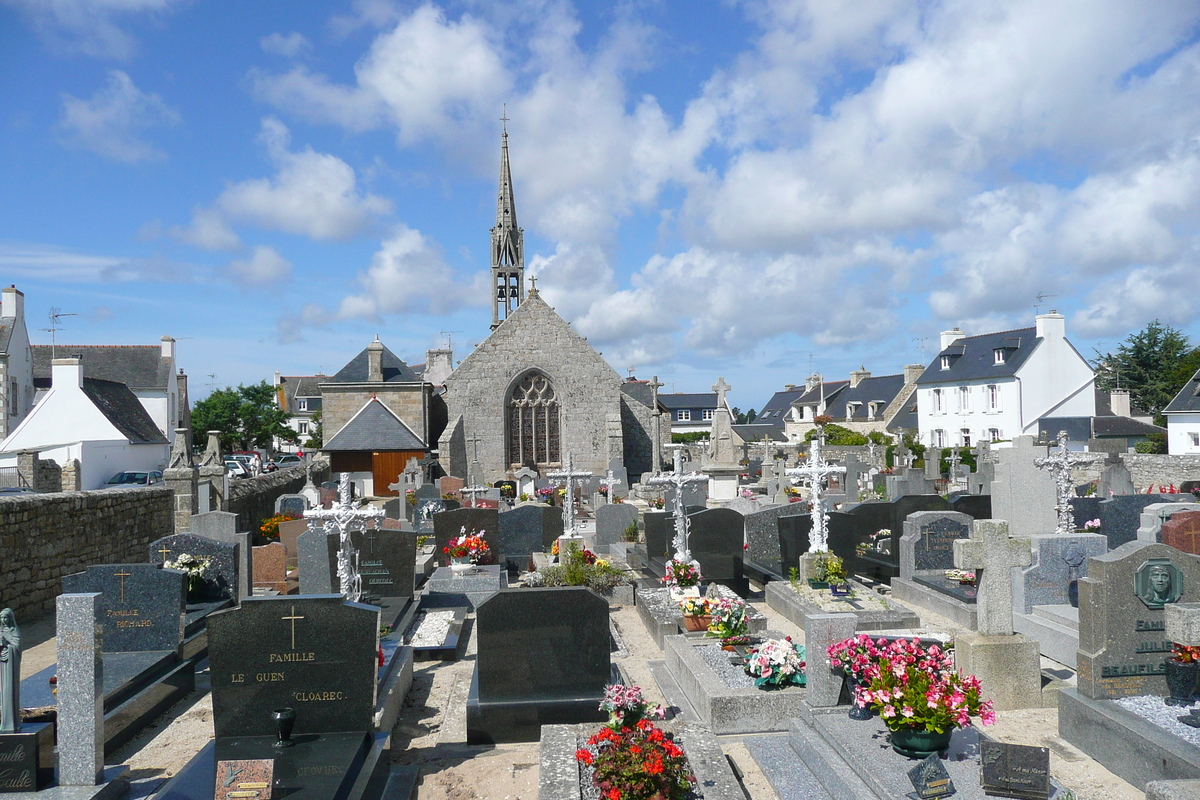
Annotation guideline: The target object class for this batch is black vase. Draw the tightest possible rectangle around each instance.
[1164,660,1200,706]
[846,675,873,720]
[273,708,297,747]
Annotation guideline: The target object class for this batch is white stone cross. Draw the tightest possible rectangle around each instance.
[305,472,384,603]
[599,469,623,499]
[1035,431,1089,535]
[948,448,962,486]
[461,485,490,508]
[547,453,593,537]
[953,520,1033,636]
[712,376,731,408]
[785,437,846,553]
[648,447,708,563]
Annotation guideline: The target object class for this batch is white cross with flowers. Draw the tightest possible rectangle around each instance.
[648,447,707,563]
[785,436,846,553]
[1035,431,1089,535]
[304,472,384,602]
[547,453,593,536]
[599,469,622,501]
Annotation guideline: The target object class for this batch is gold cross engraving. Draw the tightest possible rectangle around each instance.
[282,605,304,649]
[114,569,132,603]
[158,545,172,561]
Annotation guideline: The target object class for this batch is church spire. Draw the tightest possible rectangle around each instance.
[491,108,524,329]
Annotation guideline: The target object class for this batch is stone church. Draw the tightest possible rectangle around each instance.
[437,128,658,483]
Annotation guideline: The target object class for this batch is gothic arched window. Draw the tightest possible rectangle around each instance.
[507,371,560,467]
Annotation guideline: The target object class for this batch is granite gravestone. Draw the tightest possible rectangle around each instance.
[950,493,992,519]
[191,510,252,601]
[149,533,238,602]
[1095,453,1135,498]
[989,436,1057,538]
[1099,495,1187,549]
[55,593,104,787]
[1161,510,1200,555]
[466,588,609,744]
[1070,496,1104,532]
[61,565,186,654]
[207,596,379,738]
[433,507,499,567]
[251,543,288,594]
[275,494,308,518]
[900,511,972,580]
[439,475,465,499]
[686,508,748,595]
[594,503,638,551]
[605,458,630,500]
[778,514,814,574]
[495,503,560,565]
[1012,533,1107,614]
[1076,541,1200,700]
[357,526,416,599]
[827,495,954,584]
[295,527,338,595]
[979,739,1051,800]
[1137,503,1200,544]
[642,511,674,562]
[743,504,809,568]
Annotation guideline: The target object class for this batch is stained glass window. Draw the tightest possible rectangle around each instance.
[507,371,560,467]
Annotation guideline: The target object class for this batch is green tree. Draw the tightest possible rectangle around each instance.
[192,380,298,452]
[303,410,323,449]
[805,423,869,446]
[1093,321,1200,417]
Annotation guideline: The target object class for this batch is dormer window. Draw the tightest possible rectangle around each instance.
[994,349,1005,365]
[298,398,308,412]
[940,356,951,370]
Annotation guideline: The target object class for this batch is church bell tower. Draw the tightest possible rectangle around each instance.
[490,118,524,329]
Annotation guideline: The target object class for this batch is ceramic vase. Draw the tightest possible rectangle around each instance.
[450,557,472,575]
[682,614,712,632]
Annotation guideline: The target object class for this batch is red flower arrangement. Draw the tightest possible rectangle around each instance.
[575,719,695,800]
[443,532,489,561]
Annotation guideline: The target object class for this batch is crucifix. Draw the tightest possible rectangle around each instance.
[114,569,131,604]
[461,485,490,508]
[785,436,847,552]
[647,448,707,563]
[281,605,305,650]
[712,376,731,408]
[547,453,593,537]
[599,469,623,500]
[305,472,384,603]
[1035,431,1089,535]
[648,375,664,473]
[948,448,962,485]
[465,433,484,465]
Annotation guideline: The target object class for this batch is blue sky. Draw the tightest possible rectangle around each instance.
[3,1,1200,412]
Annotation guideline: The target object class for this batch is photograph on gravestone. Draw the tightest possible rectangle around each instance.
[150,533,239,604]
[206,596,380,738]
[979,739,1051,800]
[61,564,186,653]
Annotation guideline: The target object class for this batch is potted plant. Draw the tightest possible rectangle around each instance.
[443,528,490,573]
[743,637,806,689]
[662,558,702,600]
[678,596,712,631]
[706,597,748,646]
[598,684,666,731]
[828,634,888,720]
[258,512,300,542]
[1165,643,1200,706]
[855,637,995,758]
[808,552,845,590]
[622,521,640,543]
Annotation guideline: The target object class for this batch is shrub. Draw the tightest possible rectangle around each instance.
[623,521,640,542]
[259,512,300,540]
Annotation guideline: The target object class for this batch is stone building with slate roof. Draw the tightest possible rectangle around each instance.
[915,312,1095,448]
[659,392,718,434]
[1164,367,1200,454]
[0,357,169,489]
[0,286,34,439]
[31,334,187,447]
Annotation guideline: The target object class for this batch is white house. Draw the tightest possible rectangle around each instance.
[915,312,1096,448]
[1164,368,1200,454]
[273,372,324,452]
[0,358,169,489]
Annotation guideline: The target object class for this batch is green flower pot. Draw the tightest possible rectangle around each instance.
[889,727,953,759]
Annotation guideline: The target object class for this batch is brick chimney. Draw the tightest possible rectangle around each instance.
[367,337,384,382]
[849,367,871,388]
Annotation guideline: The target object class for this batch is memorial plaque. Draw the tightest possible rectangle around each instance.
[979,740,1050,799]
[215,759,274,800]
[358,526,416,599]
[905,753,955,799]
[61,564,186,653]
[207,596,379,738]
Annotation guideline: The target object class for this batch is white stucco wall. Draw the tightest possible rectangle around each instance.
[1168,413,1200,454]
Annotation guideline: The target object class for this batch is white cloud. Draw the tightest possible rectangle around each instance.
[1072,263,1200,338]
[0,242,195,282]
[57,70,179,163]
[226,245,292,287]
[337,225,475,318]
[260,32,310,58]
[176,118,390,247]
[4,0,186,59]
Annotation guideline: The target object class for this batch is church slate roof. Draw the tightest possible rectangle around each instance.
[915,328,1039,384]
[1165,368,1200,414]
[328,343,422,384]
[33,345,172,390]
[80,378,169,444]
[323,399,425,452]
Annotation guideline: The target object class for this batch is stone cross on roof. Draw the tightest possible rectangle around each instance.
[785,437,846,553]
[953,520,1032,636]
[305,471,384,603]
[712,376,731,408]
[547,453,593,537]
[648,447,707,562]
[1035,431,1089,535]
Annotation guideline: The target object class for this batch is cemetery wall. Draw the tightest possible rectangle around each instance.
[226,460,330,533]
[1069,453,1200,490]
[0,486,174,621]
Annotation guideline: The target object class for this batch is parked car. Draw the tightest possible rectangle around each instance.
[0,486,37,495]
[102,470,164,488]
[273,454,303,469]
[224,460,252,479]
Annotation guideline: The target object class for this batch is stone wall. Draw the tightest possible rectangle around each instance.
[225,460,330,534]
[1069,453,1200,491]
[0,486,174,622]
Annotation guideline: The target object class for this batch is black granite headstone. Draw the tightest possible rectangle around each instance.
[277,495,307,518]
[433,507,499,566]
[149,533,238,602]
[495,504,560,564]
[207,596,379,738]
[1069,496,1104,532]
[912,516,970,572]
[778,514,813,574]
[357,526,416,599]
[687,508,747,595]
[950,493,992,520]
[979,739,1051,799]
[1099,495,1179,549]
[61,564,185,653]
[828,496,954,583]
[643,511,674,561]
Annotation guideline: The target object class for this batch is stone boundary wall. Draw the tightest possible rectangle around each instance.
[1069,453,1200,491]
[0,486,174,622]
[225,460,330,535]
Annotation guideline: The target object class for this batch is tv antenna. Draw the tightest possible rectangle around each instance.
[913,336,929,360]
[206,374,217,393]
[439,330,462,350]
[41,307,77,361]
[1034,292,1057,315]
[628,366,636,378]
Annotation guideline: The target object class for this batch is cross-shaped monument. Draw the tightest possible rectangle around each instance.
[461,485,490,508]
[953,520,1033,636]
[648,448,707,563]
[648,375,664,473]
[1035,431,1089,535]
[304,472,384,603]
[948,448,962,487]
[712,376,731,408]
[547,453,593,537]
[785,436,846,552]
[599,469,623,501]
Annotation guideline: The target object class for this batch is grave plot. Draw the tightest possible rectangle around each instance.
[149,531,240,657]
[891,511,979,629]
[21,564,196,755]
[635,585,766,650]
[765,577,919,633]
[401,607,468,661]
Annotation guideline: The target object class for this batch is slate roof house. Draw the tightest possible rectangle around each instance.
[0,286,34,439]
[761,365,923,442]
[274,373,324,452]
[660,392,718,435]
[1038,388,1164,451]
[1164,368,1200,454]
[915,312,1095,448]
[0,357,169,489]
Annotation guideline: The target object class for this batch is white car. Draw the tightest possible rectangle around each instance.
[224,460,252,479]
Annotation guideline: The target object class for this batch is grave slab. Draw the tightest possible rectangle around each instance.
[765,579,919,633]
[634,586,766,650]
[423,565,506,610]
